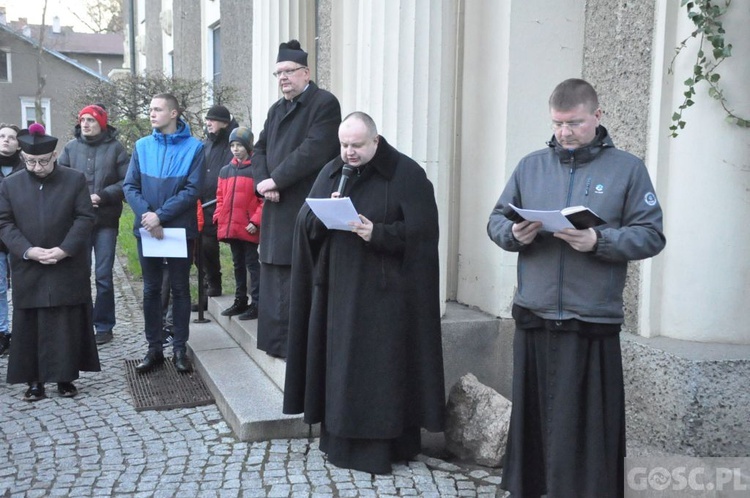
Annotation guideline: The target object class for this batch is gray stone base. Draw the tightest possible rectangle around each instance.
[622,334,750,457]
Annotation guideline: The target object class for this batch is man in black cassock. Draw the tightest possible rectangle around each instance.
[0,123,99,401]
[283,112,445,474]
[252,40,341,359]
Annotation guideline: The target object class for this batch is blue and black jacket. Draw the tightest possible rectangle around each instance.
[124,119,205,239]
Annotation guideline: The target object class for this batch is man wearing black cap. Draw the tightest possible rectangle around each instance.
[194,105,239,304]
[253,39,341,359]
[0,123,100,401]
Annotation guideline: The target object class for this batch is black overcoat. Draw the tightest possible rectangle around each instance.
[0,167,95,308]
[283,137,446,439]
[57,125,129,228]
[252,82,341,265]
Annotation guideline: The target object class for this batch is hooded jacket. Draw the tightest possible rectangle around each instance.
[57,124,129,228]
[487,126,666,323]
[123,120,204,240]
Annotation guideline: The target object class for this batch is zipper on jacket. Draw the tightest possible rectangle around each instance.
[225,167,239,239]
[557,164,577,319]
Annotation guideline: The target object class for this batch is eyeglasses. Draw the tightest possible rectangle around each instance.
[24,157,52,167]
[272,66,307,78]
[550,121,585,131]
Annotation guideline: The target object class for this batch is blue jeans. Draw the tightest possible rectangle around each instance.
[137,238,193,354]
[228,240,260,303]
[91,227,118,334]
[0,251,8,334]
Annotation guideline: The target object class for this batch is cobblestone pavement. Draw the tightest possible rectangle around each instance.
[0,257,507,497]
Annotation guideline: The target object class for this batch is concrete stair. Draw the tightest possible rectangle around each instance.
[188,296,510,442]
[187,295,314,441]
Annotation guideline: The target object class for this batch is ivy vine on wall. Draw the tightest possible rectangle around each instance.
[668,0,749,137]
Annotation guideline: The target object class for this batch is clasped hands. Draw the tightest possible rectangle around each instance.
[141,211,164,240]
[27,246,69,265]
[512,220,597,252]
[257,178,280,203]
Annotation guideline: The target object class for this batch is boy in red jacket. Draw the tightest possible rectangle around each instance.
[213,127,262,319]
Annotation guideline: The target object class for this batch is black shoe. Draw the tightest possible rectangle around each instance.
[238,302,258,320]
[206,286,222,297]
[95,331,113,345]
[173,351,192,373]
[23,382,45,402]
[221,297,249,317]
[57,382,78,398]
[135,350,165,374]
[0,333,10,355]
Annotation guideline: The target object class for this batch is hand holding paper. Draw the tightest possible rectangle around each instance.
[306,197,361,231]
[139,228,188,258]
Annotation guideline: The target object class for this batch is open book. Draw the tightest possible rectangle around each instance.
[509,204,606,232]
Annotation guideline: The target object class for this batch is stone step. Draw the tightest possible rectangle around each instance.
[203,295,287,391]
[187,297,313,442]
[190,296,510,442]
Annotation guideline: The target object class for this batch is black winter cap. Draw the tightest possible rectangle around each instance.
[205,105,231,123]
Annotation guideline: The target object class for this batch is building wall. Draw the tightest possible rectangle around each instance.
[0,32,105,143]
[172,0,202,81]
[63,52,122,77]
[652,2,750,344]
[133,0,750,345]
[144,0,164,72]
[220,0,254,126]
[457,0,586,316]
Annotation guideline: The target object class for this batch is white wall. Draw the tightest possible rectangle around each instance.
[651,2,750,343]
[457,0,586,317]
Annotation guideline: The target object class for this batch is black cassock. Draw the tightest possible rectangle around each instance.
[0,166,99,383]
[283,137,445,474]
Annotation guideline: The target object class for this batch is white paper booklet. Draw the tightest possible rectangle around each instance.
[139,227,188,258]
[305,197,360,231]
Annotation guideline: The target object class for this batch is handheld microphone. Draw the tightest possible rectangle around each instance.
[337,165,356,196]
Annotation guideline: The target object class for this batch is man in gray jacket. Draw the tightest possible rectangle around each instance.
[487,78,665,498]
[58,105,129,345]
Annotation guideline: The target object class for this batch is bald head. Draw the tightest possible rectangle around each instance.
[339,112,379,167]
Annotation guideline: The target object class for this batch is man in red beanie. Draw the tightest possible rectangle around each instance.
[58,104,129,346]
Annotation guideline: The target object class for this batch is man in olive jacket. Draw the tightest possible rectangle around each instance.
[58,105,129,345]
[252,40,341,359]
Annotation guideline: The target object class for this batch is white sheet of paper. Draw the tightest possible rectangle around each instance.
[509,204,574,233]
[305,197,361,231]
[139,228,188,258]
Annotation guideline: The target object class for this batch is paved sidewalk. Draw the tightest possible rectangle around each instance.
[0,257,506,497]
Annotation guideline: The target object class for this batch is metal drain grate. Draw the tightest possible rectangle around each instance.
[124,358,215,411]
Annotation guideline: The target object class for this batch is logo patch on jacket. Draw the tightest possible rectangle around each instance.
[594,184,604,194]
[644,192,657,206]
